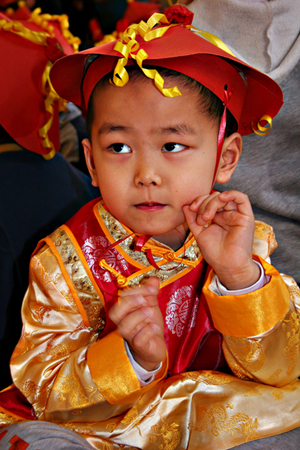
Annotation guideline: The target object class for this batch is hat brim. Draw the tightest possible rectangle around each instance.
[51,24,283,136]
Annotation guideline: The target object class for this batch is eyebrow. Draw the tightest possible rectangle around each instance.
[97,122,132,135]
[152,124,196,135]
[97,122,196,136]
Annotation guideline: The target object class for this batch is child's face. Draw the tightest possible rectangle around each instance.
[84,76,223,248]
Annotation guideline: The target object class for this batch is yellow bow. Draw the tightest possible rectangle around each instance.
[111,12,236,98]
[112,13,181,97]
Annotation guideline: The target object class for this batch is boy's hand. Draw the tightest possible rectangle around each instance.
[109,277,166,372]
[183,190,260,291]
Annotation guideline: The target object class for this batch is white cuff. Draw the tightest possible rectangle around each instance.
[124,341,162,387]
[212,260,269,296]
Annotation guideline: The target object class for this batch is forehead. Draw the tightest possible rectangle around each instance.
[90,75,204,125]
[90,71,215,120]
[89,75,219,144]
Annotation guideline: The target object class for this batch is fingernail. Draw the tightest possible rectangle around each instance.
[136,295,145,305]
[147,286,156,294]
[149,323,159,332]
[142,307,151,317]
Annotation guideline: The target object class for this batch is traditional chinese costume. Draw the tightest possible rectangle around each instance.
[1,198,300,450]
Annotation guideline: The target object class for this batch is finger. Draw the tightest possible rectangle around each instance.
[132,323,163,356]
[116,308,154,341]
[119,279,158,300]
[218,191,254,217]
[196,192,242,225]
[139,277,160,307]
[109,292,147,325]
[186,194,211,212]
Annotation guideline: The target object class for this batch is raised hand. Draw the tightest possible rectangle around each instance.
[183,190,260,290]
[109,277,166,371]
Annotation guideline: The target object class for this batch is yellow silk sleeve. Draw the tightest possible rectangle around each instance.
[203,257,300,387]
[203,256,290,337]
[87,330,168,405]
[10,243,166,422]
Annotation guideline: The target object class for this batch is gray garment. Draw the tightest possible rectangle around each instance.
[0,422,94,450]
[0,421,299,449]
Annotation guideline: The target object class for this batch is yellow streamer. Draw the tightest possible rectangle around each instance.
[111,11,238,97]
[38,61,61,157]
[29,8,81,53]
[251,115,273,136]
[190,26,236,57]
[112,14,181,97]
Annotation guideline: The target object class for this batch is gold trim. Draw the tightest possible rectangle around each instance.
[48,227,106,331]
[93,200,202,289]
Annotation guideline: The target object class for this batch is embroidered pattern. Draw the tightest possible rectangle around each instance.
[165,286,196,337]
[224,337,265,373]
[196,403,259,441]
[53,373,101,411]
[147,415,181,450]
[97,201,202,287]
[50,228,106,331]
[282,310,300,376]
[82,235,128,282]
[184,370,233,385]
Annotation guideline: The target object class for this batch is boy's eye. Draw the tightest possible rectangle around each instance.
[162,143,186,153]
[109,143,131,153]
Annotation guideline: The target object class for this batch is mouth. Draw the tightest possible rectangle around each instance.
[134,202,166,211]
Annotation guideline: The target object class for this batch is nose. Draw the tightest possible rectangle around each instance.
[134,154,162,187]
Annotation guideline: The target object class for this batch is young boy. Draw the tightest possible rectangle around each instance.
[0,6,300,450]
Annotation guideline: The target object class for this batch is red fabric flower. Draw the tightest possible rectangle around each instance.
[45,37,65,63]
[164,5,194,26]
[116,18,130,34]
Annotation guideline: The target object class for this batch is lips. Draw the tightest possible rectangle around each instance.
[134,202,166,211]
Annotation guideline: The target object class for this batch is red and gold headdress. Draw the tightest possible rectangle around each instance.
[51,5,283,166]
[0,5,80,158]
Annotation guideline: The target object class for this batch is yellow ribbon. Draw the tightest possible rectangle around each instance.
[29,8,81,53]
[111,11,237,98]
[38,61,61,158]
[0,18,49,45]
[251,115,273,136]
[112,14,181,97]
[189,26,236,57]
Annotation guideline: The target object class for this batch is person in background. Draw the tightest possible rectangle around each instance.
[0,4,99,390]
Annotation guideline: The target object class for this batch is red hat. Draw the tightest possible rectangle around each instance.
[0,8,80,158]
[51,5,283,139]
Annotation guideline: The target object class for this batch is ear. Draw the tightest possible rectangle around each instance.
[215,132,242,184]
[82,138,99,187]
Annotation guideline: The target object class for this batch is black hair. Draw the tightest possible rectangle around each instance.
[85,65,237,141]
